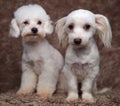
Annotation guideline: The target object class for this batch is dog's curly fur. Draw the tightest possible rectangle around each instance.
[9,4,64,98]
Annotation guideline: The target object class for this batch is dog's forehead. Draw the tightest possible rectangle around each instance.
[14,4,49,21]
[67,9,95,24]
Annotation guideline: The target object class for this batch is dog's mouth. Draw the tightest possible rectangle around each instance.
[23,34,44,42]
[72,43,86,49]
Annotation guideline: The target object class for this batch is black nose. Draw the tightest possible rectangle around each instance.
[74,38,82,45]
[31,27,38,34]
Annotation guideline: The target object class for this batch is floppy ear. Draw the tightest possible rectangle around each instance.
[95,14,112,48]
[9,18,20,38]
[44,19,53,35]
[55,17,68,48]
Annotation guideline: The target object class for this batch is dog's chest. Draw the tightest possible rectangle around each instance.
[23,45,45,75]
[70,48,93,80]
[27,59,44,75]
[71,62,90,80]
[24,43,49,59]
[26,47,43,60]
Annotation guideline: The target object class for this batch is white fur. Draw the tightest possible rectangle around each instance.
[56,9,112,103]
[10,4,63,98]
[10,4,53,38]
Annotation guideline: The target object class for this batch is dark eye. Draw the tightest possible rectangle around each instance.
[37,20,42,25]
[23,21,29,25]
[68,24,74,30]
[83,24,91,30]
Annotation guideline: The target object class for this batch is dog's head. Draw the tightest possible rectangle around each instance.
[9,4,53,42]
[55,9,112,48]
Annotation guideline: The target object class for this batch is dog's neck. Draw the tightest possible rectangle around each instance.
[22,39,47,47]
[22,39,49,54]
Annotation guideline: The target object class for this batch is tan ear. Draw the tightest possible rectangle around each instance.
[9,18,20,38]
[55,17,68,48]
[95,14,112,48]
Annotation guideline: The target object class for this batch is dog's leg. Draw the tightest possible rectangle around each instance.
[63,65,78,103]
[37,67,58,98]
[56,72,67,94]
[81,78,95,103]
[17,64,37,95]
[81,66,99,103]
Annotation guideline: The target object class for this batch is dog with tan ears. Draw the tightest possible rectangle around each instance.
[56,9,112,103]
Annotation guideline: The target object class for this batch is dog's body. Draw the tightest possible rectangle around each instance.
[64,38,99,82]
[21,39,63,97]
[9,4,63,98]
[56,9,112,103]
[63,38,99,102]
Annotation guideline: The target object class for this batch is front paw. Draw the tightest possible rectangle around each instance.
[66,92,78,103]
[37,88,53,99]
[82,92,95,103]
[17,89,34,96]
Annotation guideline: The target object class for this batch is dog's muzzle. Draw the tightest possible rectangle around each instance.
[23,33,43,42]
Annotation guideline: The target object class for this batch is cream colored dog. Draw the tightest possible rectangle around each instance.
[9,4,63,98]
[56,9,112,103]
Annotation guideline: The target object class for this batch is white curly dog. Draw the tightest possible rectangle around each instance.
[56,9,112,103]
[9,4,63,98]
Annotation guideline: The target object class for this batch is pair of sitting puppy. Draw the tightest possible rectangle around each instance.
[9,4,112,103]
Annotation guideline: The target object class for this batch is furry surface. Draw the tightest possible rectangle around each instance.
[0,89,120,106]
[0,0,120,105]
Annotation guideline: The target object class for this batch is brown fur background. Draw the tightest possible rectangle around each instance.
[0,0,120,105]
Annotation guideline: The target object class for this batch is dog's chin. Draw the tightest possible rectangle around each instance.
[23,34,44,42]
[72,44,86,49]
